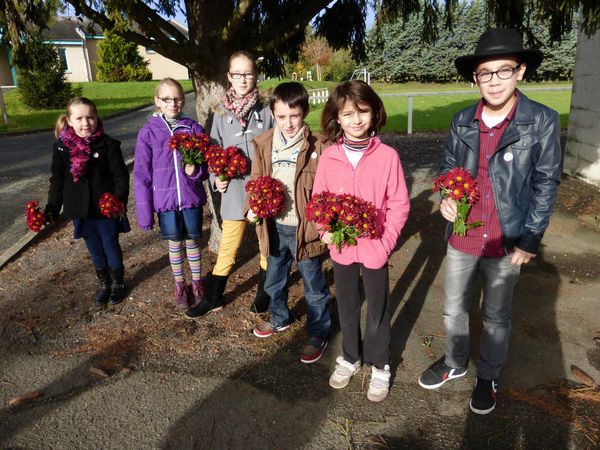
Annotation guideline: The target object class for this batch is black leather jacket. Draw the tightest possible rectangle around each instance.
[440,91,562,254]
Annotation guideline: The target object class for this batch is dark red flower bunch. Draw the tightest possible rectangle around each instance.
[25,201,48,232]
[169,132,209,167]
[245,176,286,225]
[204,145,248,181]
[98,193,126,219]
[432,167,482,236]
[306,191,381,252]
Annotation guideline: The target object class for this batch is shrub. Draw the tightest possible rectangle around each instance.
[323,49,355,82]
[16,38,82,110]
[97,31,152,82]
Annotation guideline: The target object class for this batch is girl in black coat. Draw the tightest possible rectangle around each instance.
[45,97,130,306]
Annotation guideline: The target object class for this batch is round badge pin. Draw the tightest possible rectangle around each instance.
[227,117,233,124]
[503,153,514,162]
[311,152,317,159]
[257,122,263,129]
[93,152,99,158]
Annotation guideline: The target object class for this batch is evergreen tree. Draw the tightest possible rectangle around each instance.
[16,36,82,110]
[96,30,151,82]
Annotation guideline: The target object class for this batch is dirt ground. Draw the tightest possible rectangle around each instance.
[1,132,599,449]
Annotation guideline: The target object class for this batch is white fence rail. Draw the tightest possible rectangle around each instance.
[380,86,571,134]
[307,88,329,105]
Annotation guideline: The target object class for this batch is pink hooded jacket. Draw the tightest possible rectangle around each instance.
[312,137,410,269]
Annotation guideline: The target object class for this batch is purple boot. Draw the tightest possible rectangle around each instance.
[190,280,204,307]
[174,281,189,309]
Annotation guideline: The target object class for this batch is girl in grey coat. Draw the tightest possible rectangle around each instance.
[186,50,273,319]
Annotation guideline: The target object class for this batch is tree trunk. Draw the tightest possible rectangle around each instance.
[191,73,227,254]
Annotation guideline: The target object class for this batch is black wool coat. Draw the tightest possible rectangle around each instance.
[45,134,129,219]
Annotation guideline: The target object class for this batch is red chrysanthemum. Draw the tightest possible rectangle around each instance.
[98,192,126,219]
[306,191,381,252]
[432,167,482,236]
[245,176,286,224]
[25,200,48,233]
[205,145,248,181]
[169,132,209,167]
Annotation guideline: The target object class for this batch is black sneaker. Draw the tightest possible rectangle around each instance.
[470,377,498,414]
[418,357,467,389]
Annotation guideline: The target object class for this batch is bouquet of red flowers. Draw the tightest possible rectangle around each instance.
[169,132,209,167]
[25,200,48,232]
[245,176,286,225]
[305,191,381,252]
[432,167,482,236]
[99,192,126,219]
[204,145,248,181]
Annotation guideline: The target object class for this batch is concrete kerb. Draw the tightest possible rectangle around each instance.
[0,156,135,270]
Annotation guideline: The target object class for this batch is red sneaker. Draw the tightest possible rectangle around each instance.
[253,321,289,338]
[300,337,328,364]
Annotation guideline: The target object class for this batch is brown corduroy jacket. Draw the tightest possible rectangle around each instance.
[248,127,328,261]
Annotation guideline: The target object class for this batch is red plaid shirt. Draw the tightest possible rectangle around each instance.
[449,97,518,257]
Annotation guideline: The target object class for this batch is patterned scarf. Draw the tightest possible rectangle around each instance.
[60,125,103,183]
[224,87,259,128]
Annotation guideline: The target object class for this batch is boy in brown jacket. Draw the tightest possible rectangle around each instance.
[247,82,331,364]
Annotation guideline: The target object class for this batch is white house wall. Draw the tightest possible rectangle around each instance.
[139,46,189,80]
[565,29,600,187]
[61,45,91,82]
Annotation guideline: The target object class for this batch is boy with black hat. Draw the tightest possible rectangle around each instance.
[418,28,562,414]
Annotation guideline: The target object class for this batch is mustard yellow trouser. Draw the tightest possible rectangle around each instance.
[212,220,267,276]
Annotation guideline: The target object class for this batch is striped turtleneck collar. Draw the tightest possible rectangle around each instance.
[342,135,371,152]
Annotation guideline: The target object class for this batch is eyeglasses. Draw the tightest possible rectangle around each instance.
[474,64,521,83]
[159,97,184,104]
[229,72,255,80]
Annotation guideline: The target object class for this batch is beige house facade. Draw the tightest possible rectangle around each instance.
[0,16,189,86]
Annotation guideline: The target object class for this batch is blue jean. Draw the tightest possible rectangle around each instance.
[443,244,521,380]
[264,222,331,340]
[84,233,124,269]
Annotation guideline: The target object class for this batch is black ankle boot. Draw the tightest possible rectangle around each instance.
[94,268,111,306]
[250,268,269,313]
[108,266,126,305]
[184,274,227,319]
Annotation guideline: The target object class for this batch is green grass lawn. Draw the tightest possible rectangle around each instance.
[0,79,570,133]
[0,80,193,133]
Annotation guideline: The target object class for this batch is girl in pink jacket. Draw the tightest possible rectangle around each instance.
[313,80,410,402]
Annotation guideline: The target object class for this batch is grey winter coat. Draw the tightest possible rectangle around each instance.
[209,103,274,220]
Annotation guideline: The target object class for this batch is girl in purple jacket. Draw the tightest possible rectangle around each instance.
[134,78,209,309]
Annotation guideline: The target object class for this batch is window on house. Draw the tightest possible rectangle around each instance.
[58,48,69,71]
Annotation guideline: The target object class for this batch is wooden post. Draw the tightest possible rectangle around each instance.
[0,87,9,125]
[407,95,413,135]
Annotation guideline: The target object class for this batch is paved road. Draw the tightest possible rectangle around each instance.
[0,93,197,257]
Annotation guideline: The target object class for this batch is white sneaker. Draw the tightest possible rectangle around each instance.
[367,364,391,402]
[329,356,361,389]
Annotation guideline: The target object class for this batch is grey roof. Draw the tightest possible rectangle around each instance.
[42,16,103,41]
[41,16,188,42]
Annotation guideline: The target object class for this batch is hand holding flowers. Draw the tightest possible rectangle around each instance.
[169,132,209,168]
[432,167,482,236]
[306,192,381,253]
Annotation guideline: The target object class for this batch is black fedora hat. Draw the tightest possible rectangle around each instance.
[455,28,543,82]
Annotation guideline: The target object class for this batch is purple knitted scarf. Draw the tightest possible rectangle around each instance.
[59,126,103,183]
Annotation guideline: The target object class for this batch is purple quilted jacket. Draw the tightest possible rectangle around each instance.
[134,114,209,229]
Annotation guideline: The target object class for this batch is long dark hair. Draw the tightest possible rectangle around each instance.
[321,80,386,143]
